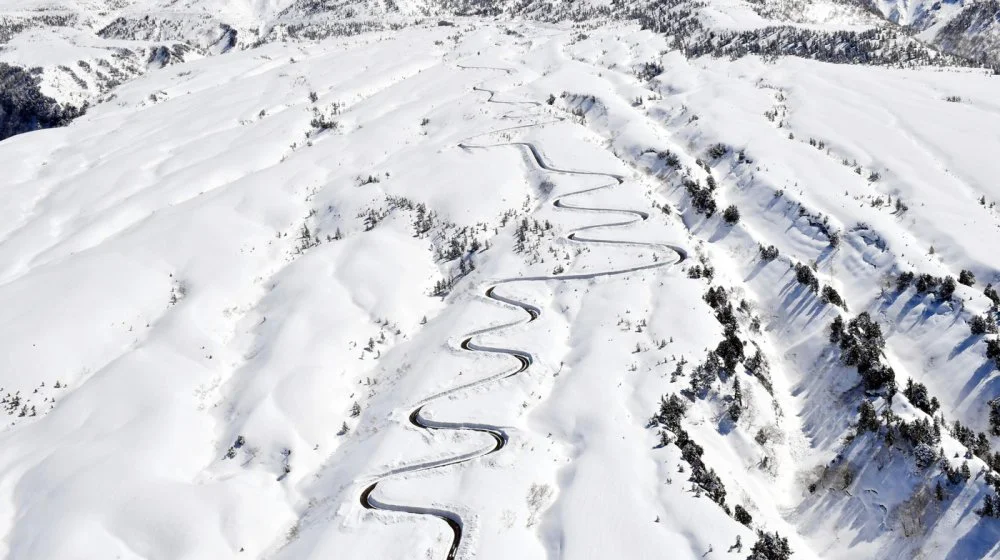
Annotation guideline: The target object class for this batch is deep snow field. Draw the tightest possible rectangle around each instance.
[1,18,1000,560]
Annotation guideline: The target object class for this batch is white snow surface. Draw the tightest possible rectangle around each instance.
[1,18,1000,560]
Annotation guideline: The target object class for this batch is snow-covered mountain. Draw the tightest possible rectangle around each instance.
[1,0,994,133]
[2,3,1000,560]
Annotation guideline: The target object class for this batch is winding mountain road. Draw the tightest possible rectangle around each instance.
[359,65,687,560]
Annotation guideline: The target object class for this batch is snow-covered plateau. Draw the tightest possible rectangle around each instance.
[1,4,1000,560]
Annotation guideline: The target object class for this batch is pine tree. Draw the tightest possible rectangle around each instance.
[734,504,752,526]
[747,531,792,560]
[979,495,996,517]
[723,205,740,224]
[990,398,1000,436]
[858,400,879,434]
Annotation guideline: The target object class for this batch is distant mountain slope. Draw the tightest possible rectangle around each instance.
[0,0,995,142]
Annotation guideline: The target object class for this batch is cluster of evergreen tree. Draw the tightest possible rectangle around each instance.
[936,0,1000,72]
[970,314,997,335]
[951,418,1000,471]
[0,63,86,142]
[896,271,958,302]
[820,285,846,309]
[0,13,77,44]
[758,244,780,261]
[631,0,970,70]
[687,257,716,281]
[985,284,1000,306]
[683,177,717,217]
[903,378,940,416]
[656,149,681,169]
[829,312,893,391]
[686,286,747,403]
[513,217,553,254]
[707,143,729,160]
[747,531,792,560]
[650,395,731,512]
[634,61,664,82]
[744,346,773,395]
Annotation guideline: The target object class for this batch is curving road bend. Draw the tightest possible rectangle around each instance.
[358,67,687,560]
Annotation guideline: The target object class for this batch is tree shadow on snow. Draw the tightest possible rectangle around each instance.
[779,279,827,328]
[791,353,862,451]
[956,361,998,405]
[743,258,771,283]
[707,222,732,243]
[949,334,982,360]
[945,514,1000,559]
[815,245,836,266]
[894,293,928,328]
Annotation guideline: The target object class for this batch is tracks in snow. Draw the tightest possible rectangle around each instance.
[359,66,687,560]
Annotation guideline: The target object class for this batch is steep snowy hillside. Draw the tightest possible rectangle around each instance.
[2,14,1000,560]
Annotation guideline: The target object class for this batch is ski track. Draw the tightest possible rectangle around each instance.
[358,64,687,560]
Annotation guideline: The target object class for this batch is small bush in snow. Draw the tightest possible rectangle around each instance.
[310,115,338,131]
[658,150,681,169]
[707,143,729,159]
[959,269,976,286]
[723,205,740,224]
[970,315,992,335]
[744,348,773,395]
[759,244,779,261]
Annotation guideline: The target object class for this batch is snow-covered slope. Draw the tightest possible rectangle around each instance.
[0,0,989,143]
[2,12,1000,560]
